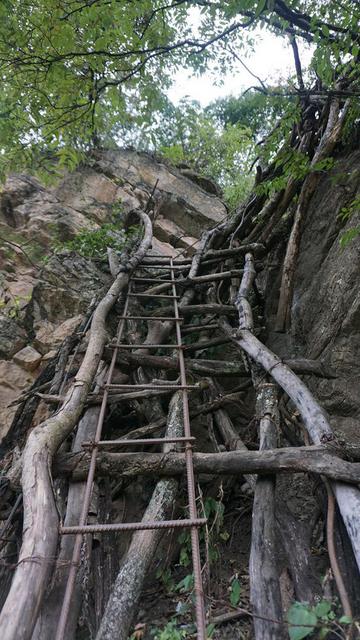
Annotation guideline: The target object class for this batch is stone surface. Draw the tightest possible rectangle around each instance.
[154,216,199,255]
[0,315,27,359]
[13,345,42,371]
[282,150,360,446]
[93,149,227,236]
[0,360,37,439]
[34,315,82,354]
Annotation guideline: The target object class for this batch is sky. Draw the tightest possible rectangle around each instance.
[169,29,313,106]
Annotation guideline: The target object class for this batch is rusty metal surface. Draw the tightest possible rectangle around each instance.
[82,436,195,447]
[105,383,199,390]
[60,518,207,535]
[131,277,176,283]
[116,315,183,321]
[128,292,180,299]
[55,294,131,640]
[56,263,207,640]
[108,343,183,349]
[170,257,207,639]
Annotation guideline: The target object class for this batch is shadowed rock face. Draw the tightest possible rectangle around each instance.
[0,148,226,441]
[267,150,360,449]
[292,152,360,449]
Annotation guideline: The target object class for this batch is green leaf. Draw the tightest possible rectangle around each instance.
[206,623,215,638]
[230,578,241,607]
[287,603,317,640]
[255,0,267,18]
[321,24,330,37]
[339,615,352,624]
[314,600,331,618]
[339,227,360,249]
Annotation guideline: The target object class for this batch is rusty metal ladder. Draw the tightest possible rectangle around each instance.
[55,256,207,640]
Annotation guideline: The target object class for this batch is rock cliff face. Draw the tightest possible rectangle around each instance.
[264,149,360,449]
[1,146,360,452]
[0,149,226,440]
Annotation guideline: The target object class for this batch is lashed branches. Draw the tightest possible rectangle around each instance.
[53,445,359,484]
[220,253,360,573]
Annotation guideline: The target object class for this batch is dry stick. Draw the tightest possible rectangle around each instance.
[220,253,360,574]
[96,392,184,640]
[324,479,353,619]
[249,383,284,639]
[139,243,265,265]
[141,269,247,296]
[0,210,153,640]
[208,379,256,491]
[95,389,250,444]
[53,446,359,484]
[151,303,236,318]
[275,97,350,331]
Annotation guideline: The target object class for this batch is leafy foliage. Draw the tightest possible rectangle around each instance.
[153,98,254,207]
[54,223,140,260]
[229,576,242,607]
[0,0,359,179]
[207,90,289,142]
[287,600,354,640]
[339,195,360,247]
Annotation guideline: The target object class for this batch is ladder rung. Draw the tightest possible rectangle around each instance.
[140,265,188,270]
[128,293,179,299]
[182,323,218,334]
[60,518,207,535]
[82,437,195,448]
[108,343,183,349]
[116,316,183,321]
[130,278,176,283]
[105,383,199,390]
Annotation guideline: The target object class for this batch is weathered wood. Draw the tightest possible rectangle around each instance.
[0,211,153,640]
[53,446,359,484]
[140,243,265,265]
[208,379,256,491]
[250,384,284,639]
[151,303,236,318]
[96,392,183,640]
[222,252,360,572]
[108,350,248,377]
[33,407,101,640]
[276,501,321,603]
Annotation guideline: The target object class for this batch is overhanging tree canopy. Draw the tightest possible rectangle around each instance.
[0,0,359,178]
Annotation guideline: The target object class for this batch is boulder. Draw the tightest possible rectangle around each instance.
[92,149,227,237]
[13,346,42,371]
[34,315,82,354]
[178,168,221,196]
[154,217,199,255]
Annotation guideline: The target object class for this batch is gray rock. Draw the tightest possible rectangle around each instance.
[0,315,27,359]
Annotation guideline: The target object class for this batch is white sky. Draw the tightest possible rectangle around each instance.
[169,29,313,106]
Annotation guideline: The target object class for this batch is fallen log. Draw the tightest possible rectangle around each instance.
[52,446,359,484]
